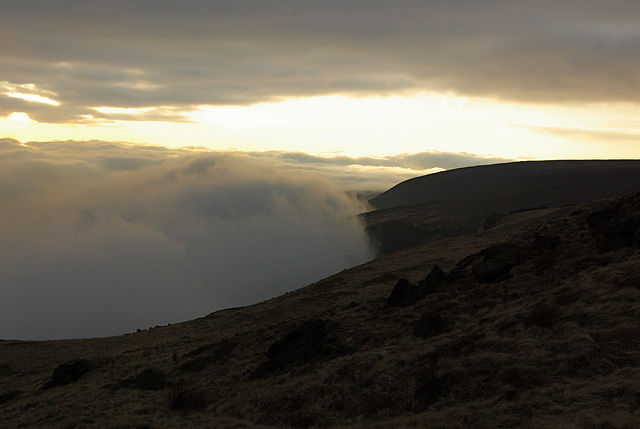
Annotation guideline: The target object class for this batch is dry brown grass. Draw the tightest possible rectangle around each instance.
[2,194,640,428]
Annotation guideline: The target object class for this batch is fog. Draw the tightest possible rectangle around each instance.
[0,139,374,340]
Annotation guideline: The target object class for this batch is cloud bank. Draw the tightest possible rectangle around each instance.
[0,139,376,340]
[2,1,640,124]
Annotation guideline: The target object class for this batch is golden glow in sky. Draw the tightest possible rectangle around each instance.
[3,93,640,161]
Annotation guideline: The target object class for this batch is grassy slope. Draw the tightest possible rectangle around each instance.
[2,193,640,428]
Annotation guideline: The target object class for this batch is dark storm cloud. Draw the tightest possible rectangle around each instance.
[2,1,639,123]
[0,139,374,339]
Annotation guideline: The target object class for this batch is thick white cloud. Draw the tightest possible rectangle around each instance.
[0,139,375,339]
[2,1,640,124]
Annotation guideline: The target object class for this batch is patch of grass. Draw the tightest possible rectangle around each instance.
[167,384,208,412]
[120,368,168,390]
[0,363,13,376]
[178,338,237,371]
[523,303,558,328]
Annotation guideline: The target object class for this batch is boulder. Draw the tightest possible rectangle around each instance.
[386,278,417,307]
[0,390,20,406]
[40,359,90,390]
[249,319,330,379]
[386,266,446,307]
[472,243,521,283]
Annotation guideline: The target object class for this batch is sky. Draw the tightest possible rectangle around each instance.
[2,1,640,166]
[2,1,640,339]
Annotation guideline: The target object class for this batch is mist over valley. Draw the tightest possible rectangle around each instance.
[0,139,376,340]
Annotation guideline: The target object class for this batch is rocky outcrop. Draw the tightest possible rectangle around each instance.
[386,266,446,307]
[40,359,91,390]
[386,278,415,307]
[0,390,20,406]
[472,243,521,283]
[250,319,344,379]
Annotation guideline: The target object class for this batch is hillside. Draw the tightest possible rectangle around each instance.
[364,160,640,254]
[2,190,640,428]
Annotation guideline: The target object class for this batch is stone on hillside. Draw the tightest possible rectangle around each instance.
[40,359,90,390]
[423,265,446,288]
[266,319,328,360]
[386,278,417,307]
[414,311,443,338]
[0,390,20,406]
[472,243,521,283]
[249,319,330,379]
[386,266,446,307]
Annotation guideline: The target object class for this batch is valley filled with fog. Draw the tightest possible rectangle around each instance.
[0,139,375,339]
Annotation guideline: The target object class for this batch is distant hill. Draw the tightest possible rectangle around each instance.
[369,160,640,210]
[2,190,640,428]
[364,160,640,254]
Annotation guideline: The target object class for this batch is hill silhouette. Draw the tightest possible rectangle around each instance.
[2,187,640,427]
[364,160,640,254]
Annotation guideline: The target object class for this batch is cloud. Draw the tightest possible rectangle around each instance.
[515,125,640,144]
[242,150,512,192]
[2,1,640,124]
[0,139,374,340]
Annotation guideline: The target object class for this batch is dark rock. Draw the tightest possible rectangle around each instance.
[472,243,521,283]
[386,278,416,307]
[386,266,446,307]
[0,390,20,405]
[424,265,446,288]
[415,266,446,298]
[267,319,328,360]
[249,319,331,379]
[40,359,90,390]
[414,311,443,338]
